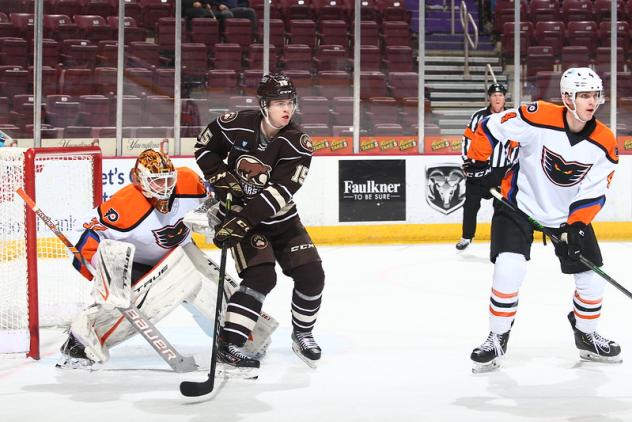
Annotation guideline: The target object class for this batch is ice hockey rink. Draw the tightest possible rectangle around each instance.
[3,241,632,422]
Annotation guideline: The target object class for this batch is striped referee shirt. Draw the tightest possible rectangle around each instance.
[461,106,517,168]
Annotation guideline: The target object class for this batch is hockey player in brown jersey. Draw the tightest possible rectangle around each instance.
[194,73,325,374]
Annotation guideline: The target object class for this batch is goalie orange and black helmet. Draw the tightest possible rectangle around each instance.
[131,149,177,213]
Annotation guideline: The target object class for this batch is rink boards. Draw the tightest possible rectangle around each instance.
[97,155,632,246]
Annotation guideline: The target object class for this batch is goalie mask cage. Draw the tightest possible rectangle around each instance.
[0,147,102,359]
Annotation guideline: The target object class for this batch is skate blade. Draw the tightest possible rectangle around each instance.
[579,351,623,364]
[217,362,259,380]
[55,356,94,370]
[472,358,501,374]
[291,343,319,369]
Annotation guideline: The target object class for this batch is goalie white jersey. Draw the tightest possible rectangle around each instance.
[71,167,208,279]
[467,101,618,228]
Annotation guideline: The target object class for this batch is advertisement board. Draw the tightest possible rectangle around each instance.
[338,160,406,222]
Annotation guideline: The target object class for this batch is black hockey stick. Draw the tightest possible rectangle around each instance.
[490,188,632,301]
[180,193,233,397]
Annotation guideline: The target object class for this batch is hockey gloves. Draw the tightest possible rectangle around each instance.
[208,169,243,201]
[213,215,251,248]
[559,222,587,261]
[462,160,491,179]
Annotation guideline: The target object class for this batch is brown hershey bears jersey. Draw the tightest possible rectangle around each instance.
[194,109,314,227]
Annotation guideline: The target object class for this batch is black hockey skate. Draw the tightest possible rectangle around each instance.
[471,330,510,373]
[291,330,321,369]
[456,238,472,251]
[567,311,622,363]
[217,338,260,379]
[56,333,95,370]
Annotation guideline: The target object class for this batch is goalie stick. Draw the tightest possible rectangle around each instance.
[490,188,632,301]
[16,187,197,373]
[179,193,233,397]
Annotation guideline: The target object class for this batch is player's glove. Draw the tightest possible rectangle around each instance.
[208,169,243,200]
[213,214,251,248]
[462,160,492,179]
[559,222,586,261]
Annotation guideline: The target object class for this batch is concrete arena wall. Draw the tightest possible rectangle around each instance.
[101,155,632,247]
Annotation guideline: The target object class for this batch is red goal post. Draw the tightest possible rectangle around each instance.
[0,147,102,359]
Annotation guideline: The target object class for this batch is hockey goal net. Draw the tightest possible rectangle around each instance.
[0,147,102,359]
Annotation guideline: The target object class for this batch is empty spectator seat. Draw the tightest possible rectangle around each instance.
[388,71,418,101]
[316,70,351,97]
[382,45,414,72]
[224,18,254,49]
[281,43,313,71]
[190,17,219,53]
[212,43,243,71]
[287,19,317,48]
[74,14,113,44]
[318,20,348,47]
[313,44,350,71]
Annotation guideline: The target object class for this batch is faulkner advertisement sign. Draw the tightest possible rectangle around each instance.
[339,160,406,222]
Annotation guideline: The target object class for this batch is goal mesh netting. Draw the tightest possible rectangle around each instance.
[0,147,101,358]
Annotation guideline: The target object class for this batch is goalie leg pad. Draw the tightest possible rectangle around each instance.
[81,246,205,350]
[92,239,134,309]
[69,305,110,363]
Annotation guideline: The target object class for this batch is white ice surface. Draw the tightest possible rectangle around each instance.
[3,242,632,422]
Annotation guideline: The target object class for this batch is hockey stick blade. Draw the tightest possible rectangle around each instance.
[179,193,233,397]
[489,188,632,301]
[180,377,214,397]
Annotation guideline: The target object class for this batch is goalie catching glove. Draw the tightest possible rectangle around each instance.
[183,197,222,235]
[213,214,251,248]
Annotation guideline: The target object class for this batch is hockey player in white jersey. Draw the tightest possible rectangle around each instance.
[466,68,621,373]
[57,149,277,369]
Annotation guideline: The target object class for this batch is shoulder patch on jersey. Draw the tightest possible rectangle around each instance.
[525,102,539,113]
[219,111,238,123]
[541,146,592,187]
[103,208,119,223]
[299,133,313,152]
[98,185,152,230]
[500,112,517,124]
[519,101,565,130]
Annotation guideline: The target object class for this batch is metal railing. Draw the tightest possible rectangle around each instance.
[460,0,479,78]
[484,63,497,89]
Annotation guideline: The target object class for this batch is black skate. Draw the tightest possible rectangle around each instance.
[291,330,321,369]
[471,330,510,373]
[456,238,472,251]
[56,333,95,370]
[217,338,260,379]
[567,312,622,363]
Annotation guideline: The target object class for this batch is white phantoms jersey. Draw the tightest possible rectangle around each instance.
[461,106,517,168]
[70,167,207,279]
[467,101,618,228]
